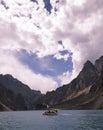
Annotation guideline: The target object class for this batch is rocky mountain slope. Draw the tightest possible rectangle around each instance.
[41,56,103,109]
[0,56,103,111]
[0,74,43,111]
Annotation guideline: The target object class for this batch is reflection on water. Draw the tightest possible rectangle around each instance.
[0,110,103,130]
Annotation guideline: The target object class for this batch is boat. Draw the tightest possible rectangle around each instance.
[43,108,58,116]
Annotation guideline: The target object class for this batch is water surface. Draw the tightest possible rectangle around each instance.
[0,110,103,130]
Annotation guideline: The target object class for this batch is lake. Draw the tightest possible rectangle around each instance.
[0,110,103,130]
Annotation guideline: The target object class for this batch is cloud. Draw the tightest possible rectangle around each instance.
[54,0,103,76]
[0,19,44,52]
[0,50,57,93]
[0,0,103,92]
[58,71,77,85]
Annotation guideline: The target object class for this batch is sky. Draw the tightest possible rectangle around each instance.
[0,0,103,93]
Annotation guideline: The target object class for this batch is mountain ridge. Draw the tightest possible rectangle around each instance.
[0,55,103,111]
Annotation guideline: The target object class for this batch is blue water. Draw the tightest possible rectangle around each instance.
[0,110,103,130]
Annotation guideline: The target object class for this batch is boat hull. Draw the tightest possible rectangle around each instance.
[43,112,58,116]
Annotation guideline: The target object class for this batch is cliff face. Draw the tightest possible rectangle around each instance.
[41,60,98,106]
[40,56,103,110]
[0,74,42,111]
[53,57,103,109]
[87,68,103,109]
[0,83,27,111]
[64,61,98,100]
[71,69,103,110]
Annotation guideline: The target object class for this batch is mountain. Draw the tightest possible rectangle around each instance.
[0,74,43,111]
[41,60,98,106]
[40,57,103,109]
[95,56,103,74]
[0,56,103,111]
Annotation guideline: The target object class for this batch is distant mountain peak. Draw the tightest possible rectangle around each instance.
[84,60,93,66]
[4,74,13,78]
[0,74,14,80]
[82,60,96,72]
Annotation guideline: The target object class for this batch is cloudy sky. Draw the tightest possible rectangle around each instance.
[0,0,103,93]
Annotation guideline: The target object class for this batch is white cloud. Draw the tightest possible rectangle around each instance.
[54,52,70,61]
[58,71,73,85]
[0,0,103,91]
